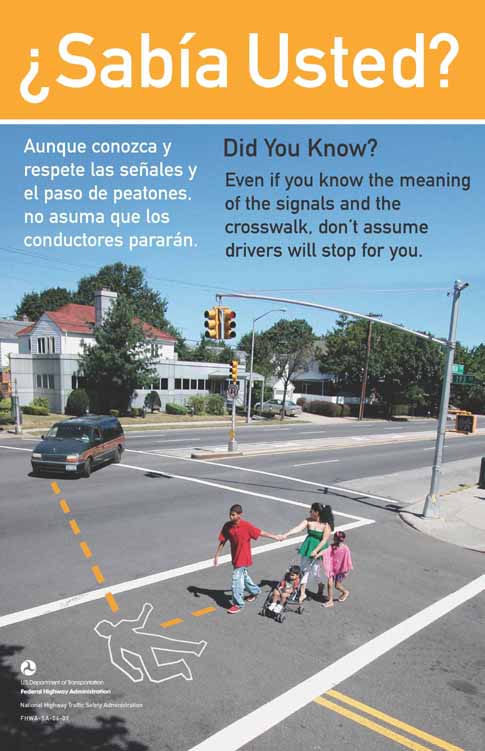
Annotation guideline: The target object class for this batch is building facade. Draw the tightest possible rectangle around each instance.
[10,291,246,414]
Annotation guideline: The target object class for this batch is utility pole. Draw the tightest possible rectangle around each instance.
[13,378,22,434]
[423,280,469,518]
[358,313,382,421]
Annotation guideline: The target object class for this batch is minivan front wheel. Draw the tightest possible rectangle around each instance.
[113,447,122,464]
[82,457,93,478]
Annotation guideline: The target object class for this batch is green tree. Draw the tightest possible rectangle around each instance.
[238,331,276,378]
[262,319,316,419]
[78,296,156,414]
[323,315,444,416]
[189,335,235,363]
[15,287,73,321]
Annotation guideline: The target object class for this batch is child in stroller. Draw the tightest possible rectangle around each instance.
[260,565,303,623]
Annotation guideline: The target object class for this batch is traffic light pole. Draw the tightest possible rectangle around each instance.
[228,397,237,452]
[423,280,468,518]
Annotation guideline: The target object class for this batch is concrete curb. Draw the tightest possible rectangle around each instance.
[191,450,244,460]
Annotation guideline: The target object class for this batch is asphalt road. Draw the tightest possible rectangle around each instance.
[0,422,484,751]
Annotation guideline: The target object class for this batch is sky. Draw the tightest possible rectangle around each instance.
[0,123,483,348]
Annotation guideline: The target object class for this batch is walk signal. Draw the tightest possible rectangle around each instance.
[204,307,220,339]
[229,360,238,383]
[223,308,237,339]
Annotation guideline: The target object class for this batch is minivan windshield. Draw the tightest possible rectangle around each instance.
[46,423,92,442]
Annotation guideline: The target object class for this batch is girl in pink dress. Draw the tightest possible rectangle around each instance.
[319,531,353,608]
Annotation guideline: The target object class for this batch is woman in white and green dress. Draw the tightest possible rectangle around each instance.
[281,503,334,603]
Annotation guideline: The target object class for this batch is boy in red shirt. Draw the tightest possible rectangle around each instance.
[214,503,282,614]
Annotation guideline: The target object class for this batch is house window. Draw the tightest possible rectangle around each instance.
[183,379,190,390]
[160,378,168,390]
[48,374,54,389]
[28,338,31,352]
[36,374,42,388]
[191,379,197,389]
[151,343,159,358]
[197,379,205,390]
[175,378,181,390]
[151,379,160,390]
[37,336,56,354]
[205,380,209,390]
[42,374,48,388]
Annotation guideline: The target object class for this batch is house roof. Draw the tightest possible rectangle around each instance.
[16,304,176,342]
[0,319,33,339]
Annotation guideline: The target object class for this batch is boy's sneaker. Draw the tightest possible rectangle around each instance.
[267,602,276,612]
[274,604,283,614]
[227,605,242,615]
[245,594,257,603]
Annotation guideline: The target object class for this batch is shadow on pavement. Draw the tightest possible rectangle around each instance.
[0,644,148,751]
[187,586,231,609]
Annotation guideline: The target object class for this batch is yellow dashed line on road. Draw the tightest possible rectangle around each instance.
[192,607,216,617]
[161,618,184,629]
[91,565,105,584]
[69,519,80,535]
[80,541,93,559]
[105,592,120,613]
[314,691,464,751]
[52,482,117,615]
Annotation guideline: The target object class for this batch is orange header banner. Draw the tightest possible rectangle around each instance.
[2,1,483,120]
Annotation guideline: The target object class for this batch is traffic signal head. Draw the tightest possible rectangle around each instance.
[204,307,220,339]
[223,308,237,339]
[229,359,238,383]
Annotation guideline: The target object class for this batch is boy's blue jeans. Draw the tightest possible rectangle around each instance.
[232,567,261,607]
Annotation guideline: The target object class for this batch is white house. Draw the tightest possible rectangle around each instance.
[10,290,246,413]
[0,319,33,398]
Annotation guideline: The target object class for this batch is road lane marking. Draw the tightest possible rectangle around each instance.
[69,519,81,535]
[0,519,369,629]
[105,592,119,613]
[50,481,61,494]
[116,460,372,522]
[292,459,340,467]
[186,574,485,751]
[0,445,32,451]
[91,565,105,584]
[161,618,184,628]
[325,689,463,751]
[144,449,398,508]
[192,607,216,617]
[60,499,71,513]
[80,541,93,559]
[314,697,438,751]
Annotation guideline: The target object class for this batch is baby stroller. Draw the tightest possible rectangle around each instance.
[259,565,304,623]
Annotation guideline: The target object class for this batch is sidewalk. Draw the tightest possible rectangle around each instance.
[400,486,485,553]
[334,456,485,554]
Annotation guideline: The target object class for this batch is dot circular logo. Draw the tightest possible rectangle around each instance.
[20,659,37,676]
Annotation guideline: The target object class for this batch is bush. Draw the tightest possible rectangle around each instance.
[109,409,120,417]
[391,404,409,416]
[187,395,207,415]
[206,394,226,415]
[306,400,339,417]
[130,407,141,417]
[166,402,187,415]
[65,388,89,416]
[0,415,14,425]
[340,404,351,417]
[0,398,11,411]
[296,397,307,407]
[22,405,49,416]
[32,397,49,409]
[144,390,161,412]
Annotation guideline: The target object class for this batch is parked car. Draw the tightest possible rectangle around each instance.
[31,415,125,478]
[254,399,303,417]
